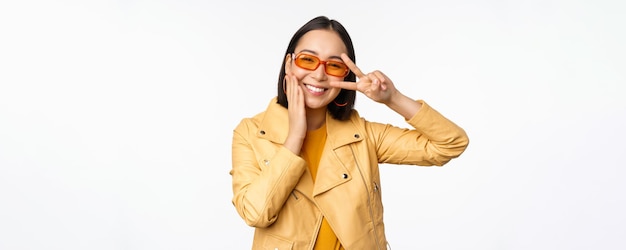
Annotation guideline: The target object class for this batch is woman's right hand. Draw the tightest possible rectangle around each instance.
[283,74,307,154]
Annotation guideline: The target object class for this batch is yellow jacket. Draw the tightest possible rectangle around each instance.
[231,97,469,250]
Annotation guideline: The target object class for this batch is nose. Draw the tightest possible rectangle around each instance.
[311,63,327,80]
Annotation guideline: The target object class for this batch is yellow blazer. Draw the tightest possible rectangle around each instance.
[231,97,469,250]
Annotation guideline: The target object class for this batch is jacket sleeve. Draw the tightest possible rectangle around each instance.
[230,119,307,228]
[368,100,469,166]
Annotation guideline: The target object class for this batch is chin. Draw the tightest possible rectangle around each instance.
[305,100,332,110]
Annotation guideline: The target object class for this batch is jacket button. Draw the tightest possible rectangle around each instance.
[260,130,266,135]
[263,160,270,165]
[354,134,360,139]
[342,173,348,179]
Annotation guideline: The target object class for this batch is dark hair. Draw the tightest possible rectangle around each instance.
[276,16,357,121]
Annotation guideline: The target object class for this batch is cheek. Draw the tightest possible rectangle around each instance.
[329,85,342,97]
[286,59,306,77]
[297,67,318,79]
[285,65,307,80]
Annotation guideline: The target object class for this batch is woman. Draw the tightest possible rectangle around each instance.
[230,16,469,250]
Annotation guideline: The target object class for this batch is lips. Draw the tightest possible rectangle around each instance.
[305,84,327,93]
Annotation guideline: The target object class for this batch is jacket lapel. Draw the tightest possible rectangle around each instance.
[312,112,363,196]
[257,98,288,144]
[257,99,365,198]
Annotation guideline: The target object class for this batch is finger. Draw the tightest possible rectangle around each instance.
[362,72,382,89]
[340,53,365,78]
[371,71,386,83]
[291,76,302,99]
[371,71,387,91]
[329,80,358,90]
[286,74,298,98]
[284,74,291,95]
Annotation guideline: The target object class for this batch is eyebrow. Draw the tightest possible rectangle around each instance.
[296,49,344,61]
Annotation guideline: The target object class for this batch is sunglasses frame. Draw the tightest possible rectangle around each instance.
[291,53,350,77]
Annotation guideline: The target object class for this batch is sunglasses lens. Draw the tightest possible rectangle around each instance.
[325,61,349,77]
[295,54,320,70]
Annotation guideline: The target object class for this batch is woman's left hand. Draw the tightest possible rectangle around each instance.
[330,53,398,104]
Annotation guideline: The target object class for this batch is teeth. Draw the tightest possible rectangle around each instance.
[306,84,325,93]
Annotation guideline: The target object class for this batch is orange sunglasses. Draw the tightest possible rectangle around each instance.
[292,53,350,77]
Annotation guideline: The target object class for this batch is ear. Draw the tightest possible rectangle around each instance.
[284,53,292,74]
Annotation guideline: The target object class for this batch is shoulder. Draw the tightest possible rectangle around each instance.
[347,109,371,127]
[328,108,371,136]
[234,110,265,134]
[233,97,284,134]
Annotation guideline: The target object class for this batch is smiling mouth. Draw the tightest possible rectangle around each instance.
[305,84,327,93]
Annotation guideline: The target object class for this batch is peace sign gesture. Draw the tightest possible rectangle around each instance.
[330,53,398,104]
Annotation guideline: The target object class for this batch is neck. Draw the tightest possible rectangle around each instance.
[306,108,326,131]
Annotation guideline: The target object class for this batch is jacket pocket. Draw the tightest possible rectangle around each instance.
[262,234,293,250]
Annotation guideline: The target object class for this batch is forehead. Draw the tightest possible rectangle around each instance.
[295,29,347,57]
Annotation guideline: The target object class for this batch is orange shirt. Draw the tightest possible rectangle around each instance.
[301,123,344,250]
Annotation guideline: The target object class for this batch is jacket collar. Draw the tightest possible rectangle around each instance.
[257,97,365,198]
[256,97,290,144]
[257,97,363,149]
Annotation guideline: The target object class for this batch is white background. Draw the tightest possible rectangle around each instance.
[1,0,625,249]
